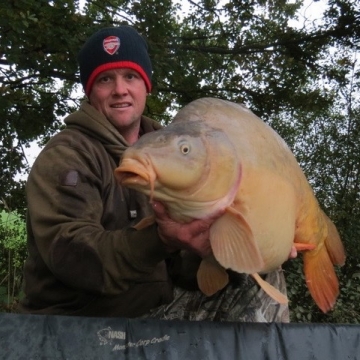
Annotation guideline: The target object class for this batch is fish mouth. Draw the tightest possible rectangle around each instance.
[118,171,149,187]
[115,157,156,200]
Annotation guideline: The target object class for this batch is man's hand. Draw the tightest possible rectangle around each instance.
[152,201,220,258]
[288,245,297,259]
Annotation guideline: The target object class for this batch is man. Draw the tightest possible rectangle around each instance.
[18,26,290,322]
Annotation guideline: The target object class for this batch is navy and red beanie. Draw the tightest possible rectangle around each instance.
[77,26,152,96]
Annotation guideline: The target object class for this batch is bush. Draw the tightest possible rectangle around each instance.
[284,256,360,324]
[0,210,27,312]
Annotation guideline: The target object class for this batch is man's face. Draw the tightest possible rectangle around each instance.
[89,68,147,141]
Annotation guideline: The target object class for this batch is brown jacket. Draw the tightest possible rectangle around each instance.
[18,101,174,317]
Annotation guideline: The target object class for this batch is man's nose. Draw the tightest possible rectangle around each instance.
[112,77,128,95]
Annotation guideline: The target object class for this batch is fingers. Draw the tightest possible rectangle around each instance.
[151,200,215,257]
[288,245,297,259]
[151,200,166,216]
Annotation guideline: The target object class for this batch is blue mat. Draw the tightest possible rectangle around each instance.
[0,313,359,359]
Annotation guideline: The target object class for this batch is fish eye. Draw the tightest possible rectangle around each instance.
[180,143,190,155]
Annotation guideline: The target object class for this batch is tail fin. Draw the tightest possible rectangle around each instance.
[303,244,339,313]
[322,211,346,266]
[301,210,345,313]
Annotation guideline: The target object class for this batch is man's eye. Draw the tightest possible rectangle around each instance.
[99,76,110,82]
[126,72,139,80]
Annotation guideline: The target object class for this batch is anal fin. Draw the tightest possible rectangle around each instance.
[294,242,316,251]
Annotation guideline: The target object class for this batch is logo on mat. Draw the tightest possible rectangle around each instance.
[96,326,171,352]
[103,36,120,55]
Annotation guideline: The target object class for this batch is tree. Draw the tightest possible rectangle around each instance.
[1,0,359,320]
[281,45,360,322]
[1,0,88,214]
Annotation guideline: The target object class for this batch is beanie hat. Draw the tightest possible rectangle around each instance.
[77,26,152,96]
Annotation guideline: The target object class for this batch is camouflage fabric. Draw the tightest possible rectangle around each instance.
[142,268,289,322]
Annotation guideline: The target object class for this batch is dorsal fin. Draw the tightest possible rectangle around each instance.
[321,210,346,266]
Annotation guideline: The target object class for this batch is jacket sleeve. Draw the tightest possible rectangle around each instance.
[26,138,170,295]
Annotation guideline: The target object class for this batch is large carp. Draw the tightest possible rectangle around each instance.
[114,97,345,313]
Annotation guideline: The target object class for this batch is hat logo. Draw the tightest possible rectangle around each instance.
[103,36,120,55]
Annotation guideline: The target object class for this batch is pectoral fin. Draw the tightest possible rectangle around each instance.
[251,273,288,305]
[197,257,229,296]
[133,215,155,230]
[210,206,264,274]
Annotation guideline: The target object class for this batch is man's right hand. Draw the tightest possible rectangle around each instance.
[152,201,220,258]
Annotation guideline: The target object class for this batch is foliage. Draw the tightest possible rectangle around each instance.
[284,257,360,323]
[0,0,360,321]
[0,210,27,312]
[276,38,360,322]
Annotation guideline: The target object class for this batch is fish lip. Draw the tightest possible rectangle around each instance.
[116,156,156,199]
[118,171,149,187]
[116,162,150,185]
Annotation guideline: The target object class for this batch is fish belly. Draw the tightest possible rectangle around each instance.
[236,168,296,272]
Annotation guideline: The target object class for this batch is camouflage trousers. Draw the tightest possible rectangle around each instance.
[142,269,289,323]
